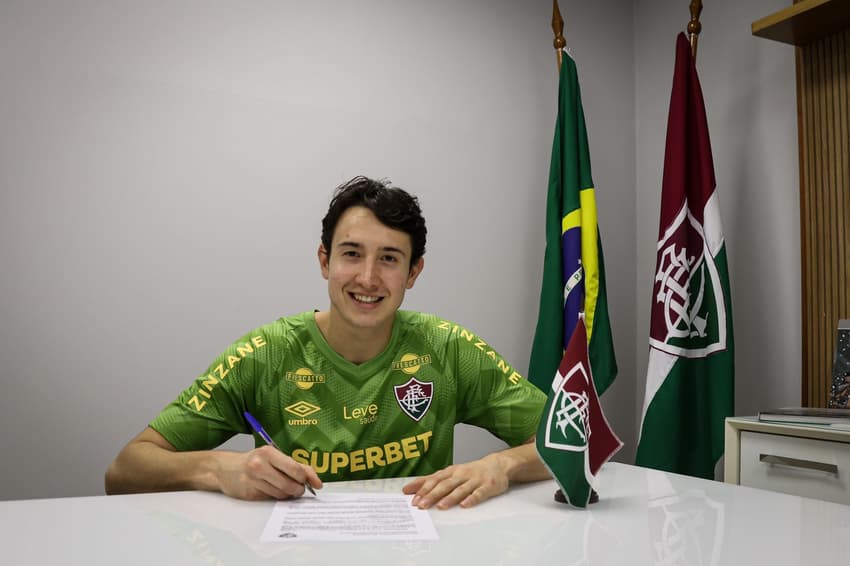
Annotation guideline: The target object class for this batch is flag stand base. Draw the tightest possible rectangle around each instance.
[554,489,599,505]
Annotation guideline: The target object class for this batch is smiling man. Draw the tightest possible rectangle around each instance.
[105,176,549,510]
[316,199,424,363]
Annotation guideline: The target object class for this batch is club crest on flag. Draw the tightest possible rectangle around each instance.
[393,377,433,421]
[545,362,591,452]
[649,203,727,359]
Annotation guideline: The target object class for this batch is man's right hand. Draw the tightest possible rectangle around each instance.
[214,444,322,500]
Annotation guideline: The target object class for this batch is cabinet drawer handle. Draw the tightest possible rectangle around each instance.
[759,453,839,475]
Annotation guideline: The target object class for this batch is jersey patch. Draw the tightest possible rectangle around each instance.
[393,377,433,421]
[391,353,432,375]
[285,368,326,390]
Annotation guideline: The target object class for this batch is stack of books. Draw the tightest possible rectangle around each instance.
[758,407,850,429]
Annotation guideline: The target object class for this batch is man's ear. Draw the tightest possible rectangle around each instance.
[318,244,330,280]
[406,257,425,289]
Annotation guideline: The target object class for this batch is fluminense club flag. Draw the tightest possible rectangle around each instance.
[635,33,734,480]
[529,49,617,396]
[536,317,622,508]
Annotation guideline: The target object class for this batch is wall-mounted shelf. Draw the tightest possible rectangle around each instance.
[752,0,850,45]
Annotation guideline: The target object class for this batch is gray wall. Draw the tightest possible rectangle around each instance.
[0,0,796,500]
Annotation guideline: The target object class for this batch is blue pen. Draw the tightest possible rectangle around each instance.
[243,411,317,496]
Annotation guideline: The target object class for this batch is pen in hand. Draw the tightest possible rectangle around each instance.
[243,411,317,496]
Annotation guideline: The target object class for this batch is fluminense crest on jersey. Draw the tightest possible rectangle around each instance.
[393,377,433,421]
[649,202,727,359]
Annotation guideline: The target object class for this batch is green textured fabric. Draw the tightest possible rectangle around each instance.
[151,310,546,481]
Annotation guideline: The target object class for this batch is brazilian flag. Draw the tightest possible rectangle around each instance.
[529,50,617,396]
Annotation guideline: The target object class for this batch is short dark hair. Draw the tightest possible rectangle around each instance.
[321,176,427,269]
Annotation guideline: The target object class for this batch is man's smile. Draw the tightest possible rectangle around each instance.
[351,293,383,304]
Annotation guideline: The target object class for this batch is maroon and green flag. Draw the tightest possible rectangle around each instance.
[635,33,735,479]
[529,49,617,396]
[536,317,622,508]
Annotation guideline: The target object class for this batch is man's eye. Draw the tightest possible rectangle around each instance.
[382,255,399,263]
[342,250,359,257]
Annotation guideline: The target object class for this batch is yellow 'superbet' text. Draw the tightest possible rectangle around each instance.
[291,431,433,475]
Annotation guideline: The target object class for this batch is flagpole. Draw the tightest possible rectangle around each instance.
[550,0,565,506]
[688,0,703,60]
[552,0,565,70]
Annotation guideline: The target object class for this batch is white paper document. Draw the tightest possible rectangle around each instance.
[260,493,439,542]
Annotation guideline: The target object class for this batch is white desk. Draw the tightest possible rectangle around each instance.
[2,463,849,565]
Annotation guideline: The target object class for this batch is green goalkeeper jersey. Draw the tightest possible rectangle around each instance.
[150,310,546,481]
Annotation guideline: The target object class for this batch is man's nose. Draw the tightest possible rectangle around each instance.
[356,259,379,286]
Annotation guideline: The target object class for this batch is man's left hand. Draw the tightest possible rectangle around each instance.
[401,455,509,510]
[401,440,550,510]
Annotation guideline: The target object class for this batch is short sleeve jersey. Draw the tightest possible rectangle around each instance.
[150,311,546,481]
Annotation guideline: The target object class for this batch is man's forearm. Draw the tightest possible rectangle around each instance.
[105,431,225,495]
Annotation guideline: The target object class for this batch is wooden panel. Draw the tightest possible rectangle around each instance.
[800,29,850,406]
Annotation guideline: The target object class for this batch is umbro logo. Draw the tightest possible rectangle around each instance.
[284,401,320,417]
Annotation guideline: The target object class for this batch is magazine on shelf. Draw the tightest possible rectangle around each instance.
[758,406,850,426]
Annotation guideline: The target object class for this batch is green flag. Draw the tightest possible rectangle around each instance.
[635,33,735,479]
[529,50,617,395]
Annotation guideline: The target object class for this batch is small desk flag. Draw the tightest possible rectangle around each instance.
[536,317,623,508]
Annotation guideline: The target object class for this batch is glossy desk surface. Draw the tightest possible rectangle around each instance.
[2,463,848,565]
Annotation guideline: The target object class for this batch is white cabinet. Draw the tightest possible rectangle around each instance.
[725,417,850,505]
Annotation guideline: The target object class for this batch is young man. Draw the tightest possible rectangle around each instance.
[105,176,549,510]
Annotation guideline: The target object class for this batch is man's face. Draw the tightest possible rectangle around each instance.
[319,206,423,333]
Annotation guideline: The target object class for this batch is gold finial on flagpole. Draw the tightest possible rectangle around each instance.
[688,0,703,60]
[552,0,565,70]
